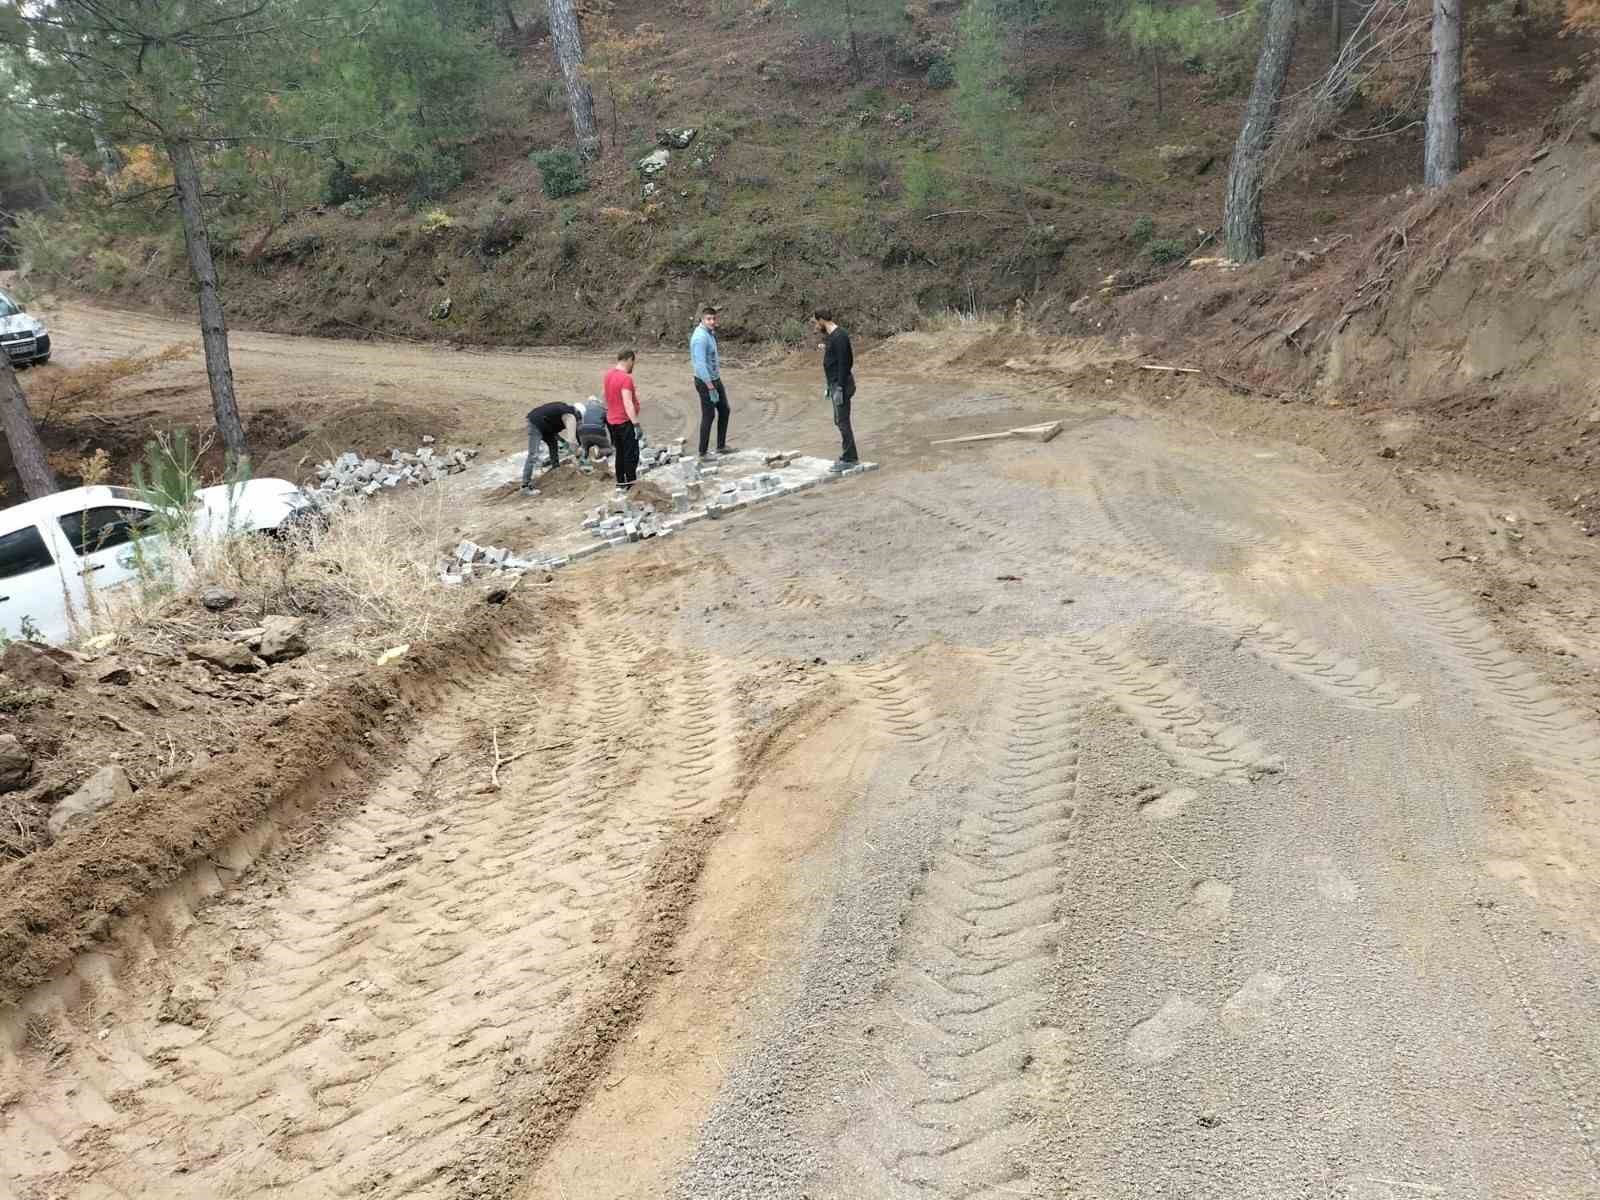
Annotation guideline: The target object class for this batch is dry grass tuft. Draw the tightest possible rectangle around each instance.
[77,486,472,659]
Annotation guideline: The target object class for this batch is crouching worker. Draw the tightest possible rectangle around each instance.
[576,397,611,465]
[522,400,582,493]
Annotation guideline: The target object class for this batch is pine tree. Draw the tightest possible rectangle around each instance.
[1113,0,1242,120]
[0,358,58,501]
[955,0,1034,219]
[789,0,906,80]
[1222,0,1300,261]
[3,1,306,465]
[1423,0,1463,186]
[548,0,600,158]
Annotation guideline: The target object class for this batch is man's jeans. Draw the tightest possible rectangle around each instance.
[695,377,730,455]
[831,386,858,463]
[522,420,565,486]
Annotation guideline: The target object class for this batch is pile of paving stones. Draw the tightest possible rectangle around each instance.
[440,539,550,584]
[581,496,676,542]
[311,436,480,502]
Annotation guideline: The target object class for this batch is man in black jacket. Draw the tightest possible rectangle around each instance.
[812,308,858,471]
[522,400,582,491]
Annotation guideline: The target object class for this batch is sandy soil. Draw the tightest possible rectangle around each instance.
[5,304,1600,1199]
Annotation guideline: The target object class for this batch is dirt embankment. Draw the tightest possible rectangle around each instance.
[0,594,531,1012]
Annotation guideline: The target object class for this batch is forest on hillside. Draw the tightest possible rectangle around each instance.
[0,0,1592,489]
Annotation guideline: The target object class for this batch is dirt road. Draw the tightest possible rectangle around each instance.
[5,306,1600,1198]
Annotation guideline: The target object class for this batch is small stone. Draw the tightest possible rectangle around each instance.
[0,734,31,792]
[47,764,133,841]
[200,586,238,613]
[1379,446,1398,459]
[2,642,75,689]
[187,640,260,673]
[94,658,134,686]
[258,616,310,664]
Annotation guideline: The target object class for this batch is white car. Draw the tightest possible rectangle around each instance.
[0,479,315,643]
[0,289,50,367]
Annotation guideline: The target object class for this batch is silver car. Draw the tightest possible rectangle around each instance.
[0,289,51,367]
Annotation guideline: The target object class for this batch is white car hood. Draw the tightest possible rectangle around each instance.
[0,313,43,337]
[194,478,310,534]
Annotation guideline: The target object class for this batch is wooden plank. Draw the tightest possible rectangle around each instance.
[1013,421,1063,443]
[929,431,1015,446]
[930,420,1064,447]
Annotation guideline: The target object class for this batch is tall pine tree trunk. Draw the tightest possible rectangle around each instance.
[548,0,599,159]
[167,137,250,464]
[1424,0,1462,187]
[0,358,58,500]
[1222,0,1300,263]
[1330,0,1344,58]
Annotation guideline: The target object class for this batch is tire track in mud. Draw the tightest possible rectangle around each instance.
[1084,482,1422,713]
[843,655,940,745]
[895,484,1417,716]
[0,573,744,1200]
[1207,464,1600,801]
[1338,539,1600,798]
[830,648,1081,1199]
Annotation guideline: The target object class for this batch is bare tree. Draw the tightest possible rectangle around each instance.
[1223,0,1301,261]
[169,138,247,461]
[0,358,58,500]
[7,0,271,465]
[1424,0,1462,186]
[547,0,599,158]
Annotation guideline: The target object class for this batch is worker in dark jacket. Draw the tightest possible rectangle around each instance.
[522,400,582,491]
[576,396,611,463]
[813,309,858,471]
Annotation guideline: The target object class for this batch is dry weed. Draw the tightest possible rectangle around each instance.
[34,344,194,422]
[77,486,472,659]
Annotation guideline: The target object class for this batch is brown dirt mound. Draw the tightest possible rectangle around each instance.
[0,596,535,1011]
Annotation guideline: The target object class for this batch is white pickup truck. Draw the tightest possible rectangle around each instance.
[0,480,315,643]
[0,289,50,367]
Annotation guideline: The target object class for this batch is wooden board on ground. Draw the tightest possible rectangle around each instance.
[931,420,1063,448]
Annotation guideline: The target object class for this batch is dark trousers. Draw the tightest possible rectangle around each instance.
[608,420,639,485]
[523,421,563,485]
[831,383,858,463]
[694,377,730,455]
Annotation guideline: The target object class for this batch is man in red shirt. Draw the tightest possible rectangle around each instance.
[603,349,641,490]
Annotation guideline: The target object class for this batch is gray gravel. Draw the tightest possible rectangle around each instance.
[669,420,1600,1199]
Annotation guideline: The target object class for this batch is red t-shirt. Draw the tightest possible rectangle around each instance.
[603,367,638,425]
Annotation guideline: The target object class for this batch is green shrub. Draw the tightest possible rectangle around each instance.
[777,316,808,344]
[1130,214,1155,244]
[925,57,955,89]
[406,151,465,207]
[531,148,589,199]
[904,152,949,212]
[1147,238,1188,265]
[13,213,86,281]
[323,158,360,206]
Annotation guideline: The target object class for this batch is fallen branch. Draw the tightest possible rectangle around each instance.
[490,724,530,788]
[1138,364,1201,374]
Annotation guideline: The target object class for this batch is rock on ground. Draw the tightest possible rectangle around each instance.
[2,641,76,689]
[187,640,261,673]
[0,733,31,792]
[257,616,310,664]
[47,764,132,841]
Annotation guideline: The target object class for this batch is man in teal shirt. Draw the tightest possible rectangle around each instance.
[690,305,733,458]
